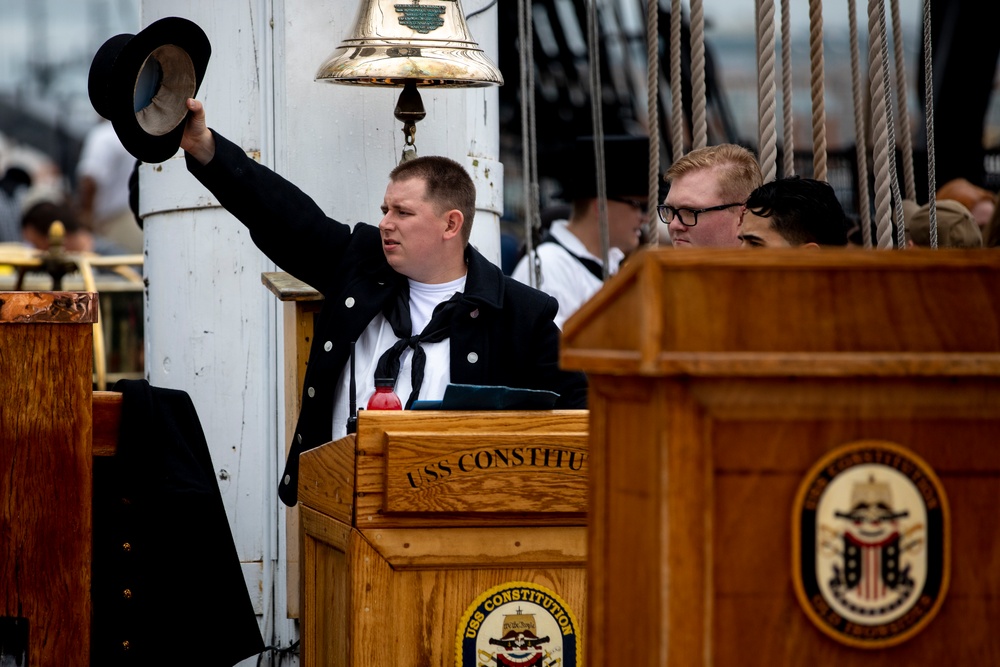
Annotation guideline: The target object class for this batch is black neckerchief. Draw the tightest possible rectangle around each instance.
[373,283,465,409]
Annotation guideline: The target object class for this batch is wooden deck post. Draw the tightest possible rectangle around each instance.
[1,291,98,666]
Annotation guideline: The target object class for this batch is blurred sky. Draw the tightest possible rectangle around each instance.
[0,0,140,124]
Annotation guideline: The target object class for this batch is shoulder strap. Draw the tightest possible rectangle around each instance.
[538,231,605,281]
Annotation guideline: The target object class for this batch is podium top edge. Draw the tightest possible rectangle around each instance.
[0,292,99,324]
[629,247,1000,270]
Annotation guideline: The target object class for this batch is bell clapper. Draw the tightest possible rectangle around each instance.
[394,80,426,163]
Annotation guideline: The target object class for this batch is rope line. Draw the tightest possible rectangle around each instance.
[690,0,708,150]
[757,0,778,182]
[848,0,873,248]
[586,0,611,278]
[867,0,894,249]
[890,0,916,200]
[517,0,542,286]
[646,0,661,245]
[876,0,907,249]
[808,0,828,181]
[670,0,684,159]
[922,0,938,247]
[780,0,795,178]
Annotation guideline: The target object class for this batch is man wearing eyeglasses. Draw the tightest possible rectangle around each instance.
[512,136,650,328]
[660,144,763,248]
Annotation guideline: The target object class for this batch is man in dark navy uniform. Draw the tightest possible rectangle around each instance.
[180,99,587,506]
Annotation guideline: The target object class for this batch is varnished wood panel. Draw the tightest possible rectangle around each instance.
[359,526,586,569]
[92,391,122,456]
[714,596,1000,666]
[694,378,1000,422]
[353,411,588,528]
[562,249,1000,374]
[583,372,1000,666]
[313,546,586,667]
[299,436,356,525]
[586,376,711,667]
[300,507,351,667]
[714,473,999,597]
[384,567,586,667]
[384,432,588,514]
[298,411,590,667]
[713,417,1000,474]
[565,250,1000,666]
[346,527,396,667]
[1,293,95,666]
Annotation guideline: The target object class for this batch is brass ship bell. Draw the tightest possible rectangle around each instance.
[315,0,503,161]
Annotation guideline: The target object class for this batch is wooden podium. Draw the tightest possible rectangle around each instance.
[1,292,97,666]
[297,410,589,666]
[561,248,1000,666]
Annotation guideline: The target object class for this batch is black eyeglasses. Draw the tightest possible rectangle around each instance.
[656,202,743,227]
[608,196,648,213]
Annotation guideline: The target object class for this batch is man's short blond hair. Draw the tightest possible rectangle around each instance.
[665,144,763,203]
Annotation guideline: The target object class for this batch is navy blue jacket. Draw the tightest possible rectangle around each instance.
[186,133,588,505]
[92,380,264,665]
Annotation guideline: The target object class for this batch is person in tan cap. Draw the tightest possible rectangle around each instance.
[902,199,983,248]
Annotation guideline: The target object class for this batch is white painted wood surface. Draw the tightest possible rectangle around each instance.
[139,0,502,663]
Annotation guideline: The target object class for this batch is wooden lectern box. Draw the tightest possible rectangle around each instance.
[561,248,1000,666]
[297,409,589,666]
[1,292,97,666]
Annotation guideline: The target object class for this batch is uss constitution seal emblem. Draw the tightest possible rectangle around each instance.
[792,440,950,649]
[455,581,581,666]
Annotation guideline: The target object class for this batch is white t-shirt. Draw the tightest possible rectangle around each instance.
[511,220,623,329]
[330,275,467,438]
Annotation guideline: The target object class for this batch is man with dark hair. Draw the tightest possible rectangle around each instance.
[180,98,587,506]
[738,177,849,248]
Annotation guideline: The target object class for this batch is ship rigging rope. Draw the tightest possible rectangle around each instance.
[781,0,795,177]
[808,0,828,181]
[670,0,684,159]
[757,0,778,182]
[645,0,660,245]
[848,0,874,247]
[867,0,895,248]
[517,0,542,288]
[921,0,939,247]
[876,0,907,249]
[890,0,916,201]
[585,0,612,279]
[690,0,708,150]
